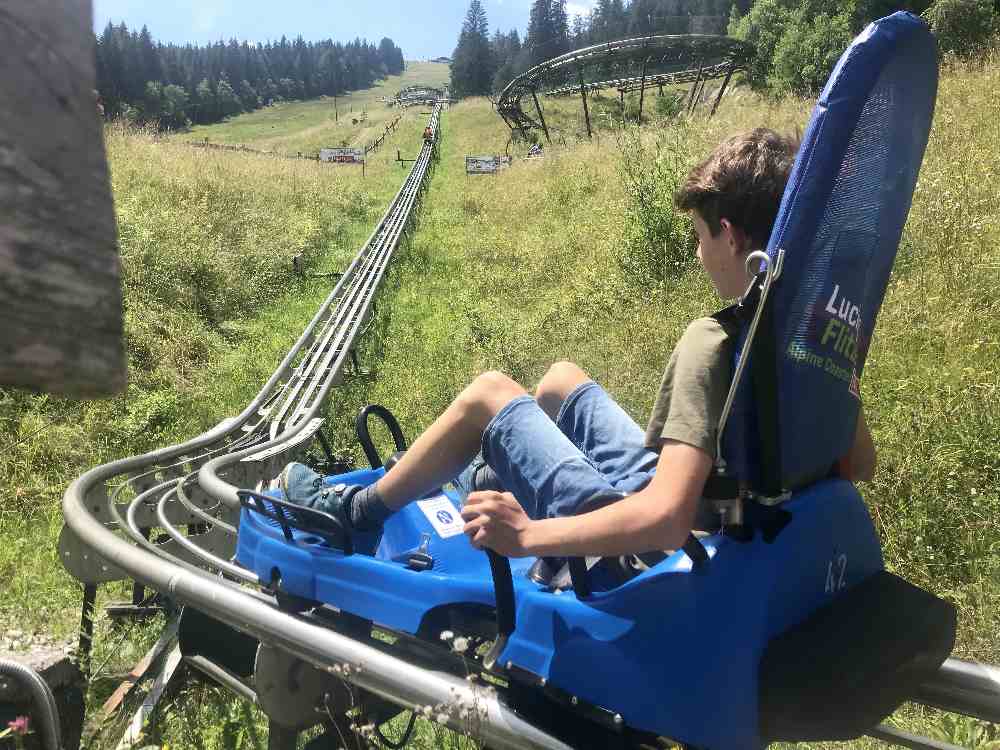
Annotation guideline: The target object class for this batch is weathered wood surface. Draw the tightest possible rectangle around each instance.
[0,0,125,396]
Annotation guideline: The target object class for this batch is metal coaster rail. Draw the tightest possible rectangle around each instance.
[496,34,753,139]
[59,102,571,750]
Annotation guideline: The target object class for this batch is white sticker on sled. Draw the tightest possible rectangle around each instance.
[417,495,465,538]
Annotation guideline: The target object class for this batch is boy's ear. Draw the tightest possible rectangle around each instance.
[720,218,750,255]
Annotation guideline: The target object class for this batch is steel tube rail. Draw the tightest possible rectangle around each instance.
[155,487,256,583]
[914,658,1000,723]
[175,476,237,535]
[0,659,63,750]
[185,655,258,705]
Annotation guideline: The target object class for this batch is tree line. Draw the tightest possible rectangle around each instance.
[95,22,406,128]
[452,0,998,98]
[731,0,997,95]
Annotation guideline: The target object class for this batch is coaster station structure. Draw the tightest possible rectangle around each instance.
[496,34,753,141]
[395,85,446,108]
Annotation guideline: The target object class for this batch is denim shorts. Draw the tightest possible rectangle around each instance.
[452,381,658,520]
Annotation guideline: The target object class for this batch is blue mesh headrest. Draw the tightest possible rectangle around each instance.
[723,12,938,492]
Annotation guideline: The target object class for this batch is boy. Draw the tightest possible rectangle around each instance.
[279,128,876,559]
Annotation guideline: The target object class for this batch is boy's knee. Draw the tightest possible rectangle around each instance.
[536,361,590,402]
[458,371,527,424]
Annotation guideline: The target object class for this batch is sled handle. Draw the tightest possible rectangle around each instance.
[356,404,408,469]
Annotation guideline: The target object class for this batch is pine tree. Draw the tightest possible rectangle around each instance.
[450,0,495,97]
[526,0,556,66]
[551,0,570,56]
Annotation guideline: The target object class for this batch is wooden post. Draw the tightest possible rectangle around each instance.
[578,67,592,139]
[0,0,124,396]
[637,56,650,124]
[530,89,550,144]
[687,59,706,113]
[710,62,737,118]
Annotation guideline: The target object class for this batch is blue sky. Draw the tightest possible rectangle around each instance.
[93,0,596,60]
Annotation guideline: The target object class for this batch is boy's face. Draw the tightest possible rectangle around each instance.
[692,212,751,300]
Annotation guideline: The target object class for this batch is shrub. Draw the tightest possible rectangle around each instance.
[614,126,696,283]
[653,90,686,119]
[728,0,794,90]
[769,6,855,96]
[923,0,997,55]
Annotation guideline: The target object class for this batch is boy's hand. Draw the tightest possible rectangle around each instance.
[461,491,533,557]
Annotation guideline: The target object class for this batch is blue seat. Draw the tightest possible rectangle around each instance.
[237,12,949,749]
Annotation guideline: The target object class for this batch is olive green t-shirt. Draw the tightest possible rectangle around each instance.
[643,316,736,459]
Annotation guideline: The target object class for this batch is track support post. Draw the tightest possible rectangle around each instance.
[531,88,551,144]
[578,67,592,139]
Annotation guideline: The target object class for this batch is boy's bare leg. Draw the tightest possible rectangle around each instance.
[535,361,592,420]
[375,371,528,509]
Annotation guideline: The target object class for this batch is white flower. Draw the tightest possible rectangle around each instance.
[452,637,469,653]
[439,630,455,641]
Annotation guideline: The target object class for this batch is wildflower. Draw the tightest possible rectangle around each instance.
[421,705,434,718]
[7,716,29,735]
[452,637,469,653]
[436,712,450,725]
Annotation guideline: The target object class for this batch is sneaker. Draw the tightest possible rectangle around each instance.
[277,461,352,519]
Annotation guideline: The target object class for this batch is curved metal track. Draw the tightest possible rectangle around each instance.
[496,35,753,137]
[59,104,571,750]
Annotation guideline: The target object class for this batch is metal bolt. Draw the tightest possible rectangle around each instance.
[333,483,347,494]
[571,696,579,705]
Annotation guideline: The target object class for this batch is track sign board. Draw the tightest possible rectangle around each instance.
[320,147,365,164]
[465,155,512,175]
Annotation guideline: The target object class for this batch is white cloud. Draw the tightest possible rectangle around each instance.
[567,1,595,18]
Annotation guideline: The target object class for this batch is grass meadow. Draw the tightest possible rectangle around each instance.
[1,54,997,750]
[179,62,450,156]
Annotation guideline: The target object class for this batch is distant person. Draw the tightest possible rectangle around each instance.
[423,126,434,142]
[276,129,876,559]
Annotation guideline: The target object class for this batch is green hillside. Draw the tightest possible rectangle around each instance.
[179,62,450,155]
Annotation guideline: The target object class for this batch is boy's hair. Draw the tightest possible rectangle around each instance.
[675,128,799,250]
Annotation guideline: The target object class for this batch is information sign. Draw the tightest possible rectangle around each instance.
[465,155,513,175]
[320,147,365,164]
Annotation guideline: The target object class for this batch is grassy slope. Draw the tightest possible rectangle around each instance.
[179,62,450,155]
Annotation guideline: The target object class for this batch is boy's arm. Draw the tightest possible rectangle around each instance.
[839,408,876,482]
[461,440,712,558]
